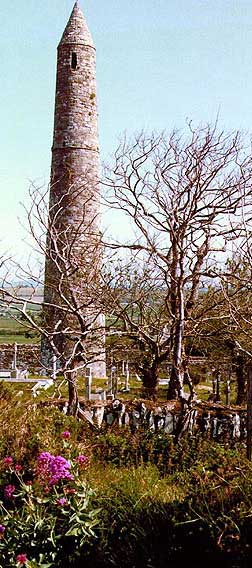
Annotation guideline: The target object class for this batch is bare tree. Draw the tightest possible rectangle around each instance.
[104,257,172,399]
[0,180,106,415]
[181,281,249,405]
[212,255,252,405]
[103,124,252,401]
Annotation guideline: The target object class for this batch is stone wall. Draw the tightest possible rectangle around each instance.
[0,344,40,371]
[78,399,246,443]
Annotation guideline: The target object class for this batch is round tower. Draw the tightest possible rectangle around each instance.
[51,1,99,213]
[42,2,106,379]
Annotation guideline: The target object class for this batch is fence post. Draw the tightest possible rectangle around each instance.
[247,365,252,460]
[225,379,231,406]
[216,371,221,402]
[125,361,129,390]
[85,368,92,401]
[109,366,116,395]
[13,343,17,370]
[52,354,57,381]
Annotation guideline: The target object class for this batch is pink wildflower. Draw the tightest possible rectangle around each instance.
[0,524,6,537]
[15,464,22,472]
[37,452,73,487]
[65,487,76,495]
[56,497,68,506]
[3,456,13,467]
[75,454,89,467]
[4,484,16,499]
[16,553,28,565]
[61,430,71,439]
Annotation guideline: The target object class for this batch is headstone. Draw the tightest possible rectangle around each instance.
[106,412,115,426]
[232,413,241,439]
[131,410,140,430]
[146,410,155,432]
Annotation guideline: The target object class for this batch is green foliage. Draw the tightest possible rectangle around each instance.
[85,446,252,567]
[0,386,91,465]
[1,388,252,566]
[0,453,100,567]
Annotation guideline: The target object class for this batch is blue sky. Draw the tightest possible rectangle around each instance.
[1,0,252,257]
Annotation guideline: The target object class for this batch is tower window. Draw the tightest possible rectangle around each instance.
[71,52,77,70]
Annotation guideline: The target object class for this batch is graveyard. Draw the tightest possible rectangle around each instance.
[0,308,251,567]
[1,369,252,568]
[1,274,252,568]
[2,1,252,567]
[1,307,252,566]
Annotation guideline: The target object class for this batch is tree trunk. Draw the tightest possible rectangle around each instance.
[235,355,246,405]
[183,364,196,402]
[67,371,79,416]
[168,272,185,400]
[167,315,185,400]
[167,364,184,400]
[141,364,158,400]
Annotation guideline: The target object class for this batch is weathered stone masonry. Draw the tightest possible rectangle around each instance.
[78,399,247,442]
[42,2,105,377]
[0,344,40,371]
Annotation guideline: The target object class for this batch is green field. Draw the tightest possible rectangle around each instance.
[0,316,40,344]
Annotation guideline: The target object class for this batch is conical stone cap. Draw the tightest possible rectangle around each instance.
[59,2,94,48]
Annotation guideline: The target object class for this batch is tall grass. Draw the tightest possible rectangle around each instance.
[1,382,252,567]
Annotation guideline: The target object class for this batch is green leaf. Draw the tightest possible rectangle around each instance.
[65,527,80,537]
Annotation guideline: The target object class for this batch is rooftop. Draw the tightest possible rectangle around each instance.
[59,1,94,48]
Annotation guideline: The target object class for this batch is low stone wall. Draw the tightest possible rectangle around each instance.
[0,344,40,371]
[79,399,246,442]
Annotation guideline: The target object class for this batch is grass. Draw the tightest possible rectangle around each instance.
[0,316,242,406]
[0,334,39,344]
[0,316,40,344]
[87,462,187,507]
[0,381,252,567]
[0,372,241,408]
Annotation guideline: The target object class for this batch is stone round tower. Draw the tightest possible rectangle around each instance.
[51,1,99,212]
[42,1,106,379]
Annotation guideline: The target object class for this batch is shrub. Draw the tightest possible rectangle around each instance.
[0,386,93,466]
[1,386,252,566]
[0,448,100,567]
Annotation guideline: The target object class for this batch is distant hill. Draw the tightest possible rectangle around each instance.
[1,286,43,312]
